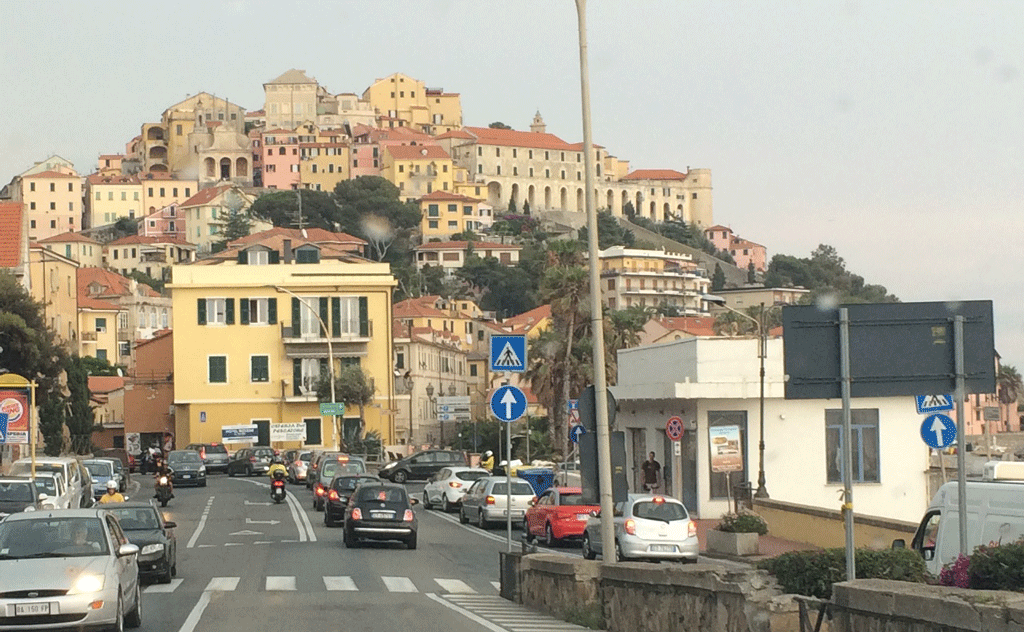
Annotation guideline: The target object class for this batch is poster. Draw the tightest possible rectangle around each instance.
[0,389,29,443]
[709,425,743,473]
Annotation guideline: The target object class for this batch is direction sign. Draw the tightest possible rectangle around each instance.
[436,396,470,406]
[569,423,586,443]
[490,335,527,373]
[921,413,957,449]
[437,412,472,422]
[916,394,953,414]
[0,412,7,444]
[490,385,527,423]
[665,416,684,442]
[436,404,471,413]
[319,402,346,416]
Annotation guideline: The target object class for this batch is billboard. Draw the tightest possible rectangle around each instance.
[0,389,29,443]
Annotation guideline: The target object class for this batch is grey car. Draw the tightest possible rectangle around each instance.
[186,443,230,473]
[581,493,699,563]
[167,450,207,487]
[0,509,142,629]
[103,502,178,584]
[459,476,537,528]
[0,478,46,519]
[83,460,118,500]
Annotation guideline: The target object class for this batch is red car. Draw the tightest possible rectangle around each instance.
[523,486,600,546]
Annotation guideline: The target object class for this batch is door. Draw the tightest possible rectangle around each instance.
[629,428,646,492]
[254,420,270,446]
[681,426,698,515]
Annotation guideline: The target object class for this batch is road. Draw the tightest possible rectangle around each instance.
[134,473,591,632]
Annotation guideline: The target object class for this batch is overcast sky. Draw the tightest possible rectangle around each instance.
[3,1,1023,369]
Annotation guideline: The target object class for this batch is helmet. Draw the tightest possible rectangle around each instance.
[483,450,493,458]
[106,480,118,491]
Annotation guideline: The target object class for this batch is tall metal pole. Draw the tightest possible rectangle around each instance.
[954,315,968,557]
[839,308,856,582]
[755,302,768,498]
[506,419,513,552]
[575,0,615,558]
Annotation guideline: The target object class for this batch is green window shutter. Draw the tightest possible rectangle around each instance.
[268,298,277,324]
[237,250,247,264]
[292,297,300,335]
[239,298,249,325]
[209,356,226,383]
[293,359,302,396]
[197,298,207,325]
[251,356,268,382]
[319,297,328,335]
[269,250,280,264]
[359,296,369,337]
[304,419,322,445]
[331,297,341,336]
[318,358,329,383]
[225,298,235,325]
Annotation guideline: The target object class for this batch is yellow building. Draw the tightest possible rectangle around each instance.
[77,268,126,364]
[139,173,198,216]
[178,184,266,255]
[299,140,350,192]
[38,232,103,268]
[85,173,143,228]
[28,245,81,345]
[418,191,486,239]
[361,73,462,135]
[16,170,84,241]
[169,228,398,451]
[381,145,454,202]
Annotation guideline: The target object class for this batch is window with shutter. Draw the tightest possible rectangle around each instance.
[197,298,207,325]
[331,297,341,336]
[208,356,227,383]
[293,359,302,396]
[359,297,369,337]
[250,356,269,382]
[303,418,322,445]
[318,297,328,334]
[268,298,277,324]
[292,297,300,336]
[239,297,250,325]
[225,298,235,325]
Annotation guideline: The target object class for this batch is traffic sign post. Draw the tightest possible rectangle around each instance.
[665,416,684,442]
[569,423,586,443]
[489,384,526,555]
[490,335,527,373]
[921,413,957,449]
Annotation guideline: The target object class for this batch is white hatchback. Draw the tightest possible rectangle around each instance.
[422,467,491,512]
[581,493,699,563]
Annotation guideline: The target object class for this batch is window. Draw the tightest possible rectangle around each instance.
[49,182,55,192]
[825,408,880,484]
[118,312,129,329]
[29,182,35,192]
[176,124,182,135]
[30,203,35,211]
[463,205,473,216]
[198,298,233,325]
[496,166,501,175]
[295,248,319,264]
[50,203,56,211]
[96,349,108,361]
[118,341,130,357]
[108,192,114,201]
[294,357,327,395]
[513,167,518,176]
[208,356,227,383]
[470,364,478,377]
[159,188,165,197]
[95,318,107,333]
[161,309,168,328]
[250,355,269,382]
[148,188,154,197]
[708,411,748,498]
[247,250,268,265]
[329,296,362,336]
[693,193,698,199]
[134,192,139,200]
[303,418,322,445]
[428,220,438,229]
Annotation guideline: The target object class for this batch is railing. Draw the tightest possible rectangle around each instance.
[81,331,97,342]
[279,321,373,341]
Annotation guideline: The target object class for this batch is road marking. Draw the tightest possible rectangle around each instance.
[224,542,243,547]
[205,577,240,592]
[234,477,318,542]
[244,500,271,506]
[442,594,590,631]
[186,496,215,549]
[287,487,317,542]
[435,578,477,593]
[253,541,272,545]
[197,544,216,548]
[382,576,417,592]
[176,577,238,632]
[323,576,358,591]
[425,593,509,632]
[246,518,280,525]
[281,539,298,543]
[265,576,296,591]
[144,578,183,593]
[491,581,501,591]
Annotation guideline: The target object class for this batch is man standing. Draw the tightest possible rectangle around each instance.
[641,451,662,493]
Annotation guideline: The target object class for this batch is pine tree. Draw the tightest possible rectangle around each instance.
[712,264,726,291]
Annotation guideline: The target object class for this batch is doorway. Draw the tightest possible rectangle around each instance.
[629,428,646,492]
[254,419,270,446]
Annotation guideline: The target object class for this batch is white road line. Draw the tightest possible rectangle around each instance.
[144,578,183,593]
[235,478,316,542]
[323,576,358,591]
[434,578,477,593]
[175,591,212,632]
[381,576,417,593]
[425,593,509,632]
[197,544,216,548]
[491,581,501,591]
[224,542,243,546]
[186,496,215,549]
[265,576,296,591]
[205,577,240,592]
[427,510,581,557]
[287,487,317,542]
[253,541,272,545]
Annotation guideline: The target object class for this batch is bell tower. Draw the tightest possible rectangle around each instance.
[530,111,546,134]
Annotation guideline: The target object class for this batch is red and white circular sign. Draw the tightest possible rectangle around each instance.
[665,416,684,442]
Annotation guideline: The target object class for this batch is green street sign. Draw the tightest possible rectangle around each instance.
[319,402,346,416]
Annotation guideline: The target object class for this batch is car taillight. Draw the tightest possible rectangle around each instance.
[315,485,325,496]
[624,519,636,535]
[351,508,362,521]
[200,449,206,459]
[448,481,462,489]
[486,495,496,505]
[403,509,414,521]
[688,520,697,538]
[328,490,339,501]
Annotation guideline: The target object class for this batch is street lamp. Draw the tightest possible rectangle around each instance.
[705,295,770,499]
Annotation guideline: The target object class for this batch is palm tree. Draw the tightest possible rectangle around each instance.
[997,363,1023,406]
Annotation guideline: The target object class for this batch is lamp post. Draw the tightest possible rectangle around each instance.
[271,286,337,449]
[404,374,414,447]
[425,383,436,446]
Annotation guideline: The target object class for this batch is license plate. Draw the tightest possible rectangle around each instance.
[183,474,191,479]
[577,514,589,521]
[370,511,393,519]
[650,544,677,553]
[16,603,50,616]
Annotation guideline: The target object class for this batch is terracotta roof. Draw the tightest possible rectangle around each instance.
[418,191,480,203]
[106,235,194,247]
[498,304,551,334]
[23,170,79,179]
[98,154,124,160]
[415,241,520,251]
[729,237,765,250]
[463,126,577,151]
[179,185,232,207]
[86,173,139,185]
[393,298,449,319]
[78,266,159,310]
[262,128,295,135]
[246,109,266,116]
[38,231,100,245]
[434,129,475,140]
[0,203,24,267]
[227,227,365,248]
[620,169,690,181]
[266,69,317,85]
[704,225,732,233]
[135,329,172,349]
[88,376,125,394]
[385,145,450,161]
[650,316,717,337]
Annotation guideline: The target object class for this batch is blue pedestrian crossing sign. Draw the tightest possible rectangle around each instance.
[916,394,954,414]
[0,412,7,444]
[921,413,957,449]
[490,335,527,373]
[490,385,527,423]
[569,423,586,443]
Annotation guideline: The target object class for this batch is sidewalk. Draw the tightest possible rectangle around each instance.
[695,519,819,565]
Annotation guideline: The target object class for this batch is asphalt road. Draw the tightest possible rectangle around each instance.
[133,473,591,632]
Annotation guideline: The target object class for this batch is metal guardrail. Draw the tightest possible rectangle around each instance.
[795,596,831,632]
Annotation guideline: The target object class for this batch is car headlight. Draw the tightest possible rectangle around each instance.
[382,462,396,470]
[23,506,35,512]
[141,543,164,555]
[70,573,105,594]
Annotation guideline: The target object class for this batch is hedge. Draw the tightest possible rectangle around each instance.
[757,548,928,599]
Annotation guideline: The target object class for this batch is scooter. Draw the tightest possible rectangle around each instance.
[155,471,173,507]
[270,470,286,504]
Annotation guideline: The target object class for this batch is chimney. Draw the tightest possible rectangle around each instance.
[283,239,292,264]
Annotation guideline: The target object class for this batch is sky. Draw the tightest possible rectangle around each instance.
[3,0,1023,367]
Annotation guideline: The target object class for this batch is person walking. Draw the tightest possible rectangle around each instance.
[641,451,662,493]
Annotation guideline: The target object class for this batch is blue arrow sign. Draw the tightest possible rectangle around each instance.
[490,385,527,423]
[0,412,7,445]
[921,413,957,449]
[569,423,586,443]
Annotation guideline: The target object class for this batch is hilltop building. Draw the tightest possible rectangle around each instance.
[598,246,711,315]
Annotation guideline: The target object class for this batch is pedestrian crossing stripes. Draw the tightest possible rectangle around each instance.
[144,575,497,595]
[440,594,591,632]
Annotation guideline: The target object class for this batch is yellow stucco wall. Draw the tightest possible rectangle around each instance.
[753,499,918,551]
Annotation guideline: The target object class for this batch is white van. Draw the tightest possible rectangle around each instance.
[8,458,90,508]
[901,462,1024,575]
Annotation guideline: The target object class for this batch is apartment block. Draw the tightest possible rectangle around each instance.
[599,246,711,315]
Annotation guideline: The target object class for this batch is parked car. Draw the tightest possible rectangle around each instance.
[103,501,178,584]
[323,475,379,527]
[281,449,300,465]
[422,467,491,512]
[288,451,314,484]
[0,509,142,629]
[0,478,47,519]
[83,459,118,500]
[343,482,419,549]
[378,449,468,483]
[31,471,72,509]
[93,456,129,491]
[8,457,91,508]
[459,476,537,529]
[313,456,367,511]
[185,443,230,473]
[227,446,275,477]
[581,494,699,563]
[167,450,207,487]
[523,486,600,546]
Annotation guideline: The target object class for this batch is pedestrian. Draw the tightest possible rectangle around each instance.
[641,451,662,493]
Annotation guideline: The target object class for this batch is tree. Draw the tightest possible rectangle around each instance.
[250,190,338,230]
[489,122,513,129]
[522,200,531,215]
[998,364,1023,406]
[333,176,421,262]
[577,210,634,249]
[127,270,164,294]
[214,208,254,252]
[79,355,121,377]
[712,264,726,291]
[65,355,95,454]
[112,217,138,238]
[317,365,376,450]
[508,197,518,215]
[764,244,899,303]
[623,201,636,219]
[450,230,480,242]
[747,262,757,284]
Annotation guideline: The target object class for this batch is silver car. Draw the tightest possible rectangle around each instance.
[31,472,71,510]
[0,509,142,630]
[581,493,699,563]
[287,451,314,483]
[422,467,491,512]
[459,476,537,528]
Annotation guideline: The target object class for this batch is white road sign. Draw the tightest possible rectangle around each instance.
[270,423,308,442]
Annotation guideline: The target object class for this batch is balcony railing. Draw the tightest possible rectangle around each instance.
[81,331,98,342]
[280,321,373,343]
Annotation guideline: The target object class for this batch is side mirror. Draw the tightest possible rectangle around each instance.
[891,539,906,549]
[590,510,600,518]
[410,497,420,506]
[118,543,140,557]
[38,493,49,502]
[164,521,177,529]
[923,549,935,561]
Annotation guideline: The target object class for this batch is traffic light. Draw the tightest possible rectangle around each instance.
[579,430,628,504]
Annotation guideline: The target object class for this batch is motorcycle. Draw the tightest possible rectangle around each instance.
[270,470,286,504]
[155,471,173,507]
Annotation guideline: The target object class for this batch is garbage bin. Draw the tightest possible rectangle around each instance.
[517,468,555,496]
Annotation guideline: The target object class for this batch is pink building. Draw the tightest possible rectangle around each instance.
[261,129,300,190]
[704,225,767,272]
[350,124,437,179]
[140,204,186,240]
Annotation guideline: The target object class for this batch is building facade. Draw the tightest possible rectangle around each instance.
[85,173,143,228]
[599,246,711,315]
[177,185,264,255]
[418,191,487,239]
[139,204,187,241]
[361,73,462,135]
[28,245,81,345]
[413,241,521,275]
[103,235,196,281]
[704,225,768,273]
[382,145,455,202]
[0,202,31,289]
[15,170,84,240]
[124,330,176,456]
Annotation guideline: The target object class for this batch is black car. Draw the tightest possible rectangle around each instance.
[0,478,44,519]
[185,443,231,473]
[167,449,207,487]
[378,450,468,483]
[313,456,368,511]
[324,475,378,527]
[344,482,419,549]
[103,501,178,583]
[227,446,276,476]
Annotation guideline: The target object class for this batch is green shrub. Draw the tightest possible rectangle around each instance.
[968,539,1024,591]
[716,510,769,535]
[757,548,928,599]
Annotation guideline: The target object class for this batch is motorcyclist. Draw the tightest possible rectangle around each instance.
[97,479,125,504]
[153,454,174,498]
[267,456,288,481]
[481,450,495,473]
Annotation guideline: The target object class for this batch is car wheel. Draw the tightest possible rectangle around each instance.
[545,523,558,547]
[246,465,254,477]
[442,495,453,513]
[316,498,324,512]
[523,519,534,543]
[423,492,434,510]
[407,533,417,550]
[325,511,335,527]
[615,540,626,562]
[125,584,142,629]
[201,480,207,488]
[171,560,177,577]
[582,533,597,560]
[459,507,468,524]
[477,509,487,530]
[392,470,408,484]
[343,529,357,548]
[160,560,173,584]
[228,467,236,477]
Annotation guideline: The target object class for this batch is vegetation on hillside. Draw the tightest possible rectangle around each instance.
[764,244,898,304]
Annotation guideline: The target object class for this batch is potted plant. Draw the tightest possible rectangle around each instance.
[706,510,769,556]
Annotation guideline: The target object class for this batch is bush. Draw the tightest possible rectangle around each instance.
[758,548,929,599]
[968,539,1024,591]
[939,554,971,588]
[716,510,769,535]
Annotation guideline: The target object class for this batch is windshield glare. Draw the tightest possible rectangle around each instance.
[107,508,160,530]
[492,482,535,496]
[84,462,113,477]
[0,518,110,558]
[559,493,592,507]
[456,471,489,481]
[169,452,201,464]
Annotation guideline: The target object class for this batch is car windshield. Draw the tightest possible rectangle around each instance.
[10,463,61,477]
[633,501,688,522]
[0,482,34,502]
[333,476,377,492]
[357,487,407,503]
[32,478,57,496]
[322,461,365,477]
[84,462,113,477]
[455,471,489,482]
[298,452,312,461]
[106,507,161,530]
[0,517,109,558]
[492,482,535,495]
[559,493,591,507]
[169,451,202,464]
[254,449,275,458]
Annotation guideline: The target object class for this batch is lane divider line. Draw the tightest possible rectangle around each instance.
[186,496,215,549]
[424,509,581,558]
[175,577,239,632]
[234,478,317,542]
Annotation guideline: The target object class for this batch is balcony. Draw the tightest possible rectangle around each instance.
[117,328,133,341]
[280,321,373,346]
[81,331,98,342]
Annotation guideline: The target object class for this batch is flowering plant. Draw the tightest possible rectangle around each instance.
[716,510,768,535]
[938,554,971,588]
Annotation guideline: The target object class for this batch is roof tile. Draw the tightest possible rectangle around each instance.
[0,203,24,267]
